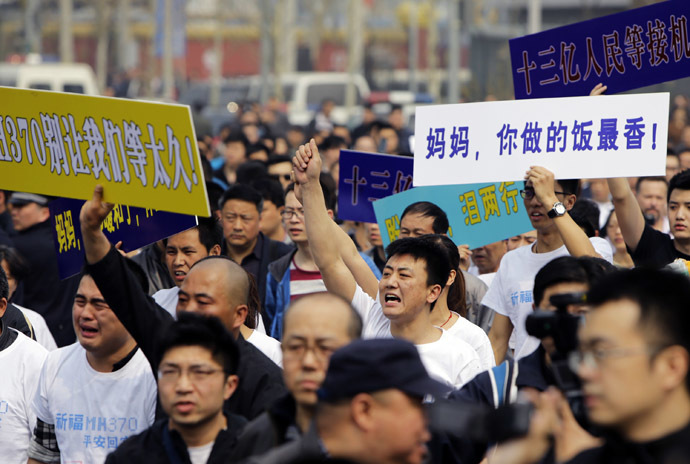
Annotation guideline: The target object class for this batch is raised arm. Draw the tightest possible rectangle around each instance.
[606,177,645,251]
[528,166,600,258]
[294,140,358,302]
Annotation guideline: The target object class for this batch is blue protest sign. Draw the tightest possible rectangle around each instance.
[49,197,198,280]
[372,181,533,250]
[337,150,414,223]
[510,2,690,99]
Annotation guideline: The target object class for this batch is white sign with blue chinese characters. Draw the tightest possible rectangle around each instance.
[413,93,669,186]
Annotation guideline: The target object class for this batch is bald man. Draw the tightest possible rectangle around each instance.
[80,186,286,420]
[230,293,361,459]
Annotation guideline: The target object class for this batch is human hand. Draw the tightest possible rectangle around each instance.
[525,166,559,208]
[293,139,322,184]
[589,83,607,96]
[80,185,114,235]
[458,244,472,271]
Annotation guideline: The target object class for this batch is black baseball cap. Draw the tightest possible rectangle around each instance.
[9,192,50,207]
[317,338,450,402]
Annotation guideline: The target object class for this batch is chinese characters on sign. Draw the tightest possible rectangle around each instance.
[510,2,690,99]
[373,182,533,250]
[338,150,414,223]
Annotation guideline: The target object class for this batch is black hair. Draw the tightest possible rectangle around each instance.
[587,268,690,390]
[400,201,449,235]
[81,257,150,295]
[284,172,336,212]
[219,183,264,213]
[635,176,668,195]
[197,216,223,250]
[0,245,30,282]
[318,135,347,152]
[417,234,467,317]
[556,179,580,196]
[0,265,8,301]
[569,199,600,238]
[600,209,616,239]
[247,143,271,157]
[267,154,292,167]
[223,130,249,147]
[390,103,403,113]
[371,120,394,132]
[245,271,260,330]
[668,169,690,202]
[158,311,240,376]
[252,177,286,208]
[384,237,451,311]
[205,181,225,217]
[533,256,616,309]
[236,160,268,185]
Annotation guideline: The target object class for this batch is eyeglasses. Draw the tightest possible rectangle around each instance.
[283,342,335,363]
[281,208,305,220]
[158,365,225,383]
[567,345,663,372]
[519,188,569,200]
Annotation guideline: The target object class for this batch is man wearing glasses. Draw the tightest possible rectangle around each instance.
[264,177,381,339]
[485,166,612,363]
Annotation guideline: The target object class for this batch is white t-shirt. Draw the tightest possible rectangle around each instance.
[246,330,283,367]
[153,286,268,334]
[444,312,495,370]
[33,343,157,464]
[482,237,613,359]
[188,441,214,464]
[0,331,48,464]
[15,305,58,351]
[351,286,483,389]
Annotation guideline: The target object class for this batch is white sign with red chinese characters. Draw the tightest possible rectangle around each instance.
[413,93,669,186]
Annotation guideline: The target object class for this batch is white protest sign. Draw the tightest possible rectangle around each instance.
[414,93,669,186]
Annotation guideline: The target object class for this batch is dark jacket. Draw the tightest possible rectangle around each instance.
[2,303,35,340]
[12,220,80,347]
[243,425,355,464]
[229,393,298,461]
[105,413,247,464]
[87,246,288,420]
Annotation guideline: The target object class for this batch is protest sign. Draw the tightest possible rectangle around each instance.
[338,150,414,223]
[49,197,197,279]
[0,86,209,216]
[413,92,668,187]
[510,2,690,99]
[372,181,533,249]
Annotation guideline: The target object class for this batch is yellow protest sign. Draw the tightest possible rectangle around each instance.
[0,86,210,216]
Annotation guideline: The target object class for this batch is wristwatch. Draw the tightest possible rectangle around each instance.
[547,201,567,218]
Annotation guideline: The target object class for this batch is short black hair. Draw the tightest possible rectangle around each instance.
[384,237,451,311]
[284,172,336,212]
[400,201,449,235]
[417,234,466,317]
[236,160,268,185]
[533,256,616,309]
[668,169,690,202]
[223,130,249,147]
[247,142,271,157]
[158,311,240,376]
[252,177,286,208]
[267,154,292,167]
[0,265,8,301]
[205,181,225,217]
[635,176,668,195]
[587,268,690,390]
[0,245,29,282]
[219,183,264,213]
[198,216,223,251]
[556,179,580,196]
[569,199,600,238]
[318,135,347,152]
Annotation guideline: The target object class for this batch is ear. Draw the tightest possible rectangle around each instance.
[426,284,443,305]
[39,206,50,222]
[350,393,376,432]
[327,209,334,220]
[446,269,456,287]
[656,345,690,392]
[223,374,239,400]
[233,304,249,329]
[209,244,222,256]
[564,194,577,210]
[0,297,6,319]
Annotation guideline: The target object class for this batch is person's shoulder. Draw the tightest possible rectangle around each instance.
[439,330,479,359]
[461,269,488,290]
[9,330,48,359]
[266,235,295,256]
[267,249,297,277]
[106,420,164,462]
[238,338,283,378]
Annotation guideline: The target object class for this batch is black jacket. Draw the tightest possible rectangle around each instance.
[87,246,288,420]
[12,220,80,347]
[230,393,299,461]
[105,413,246,464]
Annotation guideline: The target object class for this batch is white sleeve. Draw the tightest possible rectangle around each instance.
[590,237,614,263]
[32,355,54,424]
[481,265,509,317]
[23,343,49,437]
[351,285,389,338]
[456,348,483,388]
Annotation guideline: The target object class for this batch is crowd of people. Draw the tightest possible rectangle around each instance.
[1,87,690,464]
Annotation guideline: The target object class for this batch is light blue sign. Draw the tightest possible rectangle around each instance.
[372,181,533,249]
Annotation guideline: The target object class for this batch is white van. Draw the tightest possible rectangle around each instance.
[247,72,371,127]
[0,62,99,95]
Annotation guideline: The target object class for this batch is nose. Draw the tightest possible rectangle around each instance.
[174,371,194,392]
[173,252,185,267]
